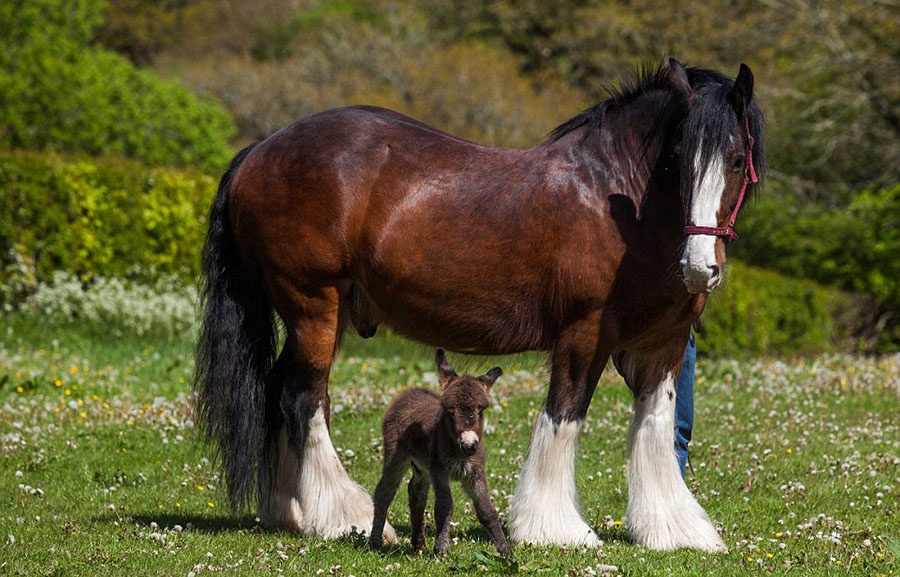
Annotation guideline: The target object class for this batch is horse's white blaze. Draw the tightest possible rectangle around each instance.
[259,407,396,542]
[626,373,726,552]
[460,430,479,447]
[681,149,725,293]
[509,411,600,546]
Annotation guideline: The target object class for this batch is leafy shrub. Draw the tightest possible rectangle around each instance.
[0,150,216,288]
[735,183,900,309]
[700,261,852,358]
[20,271,197,338]
[0,0,235,173]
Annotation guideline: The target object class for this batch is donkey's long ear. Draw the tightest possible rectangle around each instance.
[730,63,754,118]
[435,348,457,390]
[668,58,693,104]
[479,367,503,389]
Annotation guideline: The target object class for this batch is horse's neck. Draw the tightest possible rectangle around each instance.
[558,102,684,244]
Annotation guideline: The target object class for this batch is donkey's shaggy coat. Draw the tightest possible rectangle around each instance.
[369,350,512,558]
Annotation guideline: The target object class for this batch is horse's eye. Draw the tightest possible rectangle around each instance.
[731,156,745,171]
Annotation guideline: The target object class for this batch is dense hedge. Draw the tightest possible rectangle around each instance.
[0,0,234,173]
[700,261,851,358]
[0,150,216,294]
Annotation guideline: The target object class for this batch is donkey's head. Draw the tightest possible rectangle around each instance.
[435,348,502,457]
[667,59,766,294]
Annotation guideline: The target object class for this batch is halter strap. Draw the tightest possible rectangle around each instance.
[683,115,758,243]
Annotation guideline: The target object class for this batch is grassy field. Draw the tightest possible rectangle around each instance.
[1,314,898,576]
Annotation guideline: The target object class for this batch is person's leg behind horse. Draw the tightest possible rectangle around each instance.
[674,332,695,478]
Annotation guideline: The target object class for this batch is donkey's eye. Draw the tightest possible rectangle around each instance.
[731,156,745,171]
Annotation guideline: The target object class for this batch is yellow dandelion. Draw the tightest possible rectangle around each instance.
[775,532,782,538]
[175,502,181,508]
[766,553,773,559]
[80,411,86,418]
[197,485,205,491]
[65,389,71,396]
[92,395,98,401]
[54,379,62,387]
[127,420,134,426]
[786,448,792,454]
[207,502,215,508]
[747,556,754,562]
[103,402,109,409]
[77,399,83,407]
[70,366,78,374]
[613,520,623,526]
[121,448,127,453]
[16,386,24,393]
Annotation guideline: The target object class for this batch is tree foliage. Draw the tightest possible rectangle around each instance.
[0,0,234,173]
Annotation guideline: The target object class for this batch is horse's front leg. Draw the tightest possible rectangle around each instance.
[614,344,726,552]
[509,315,607,546]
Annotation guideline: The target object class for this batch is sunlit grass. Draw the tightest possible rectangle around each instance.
[1,314,898,576]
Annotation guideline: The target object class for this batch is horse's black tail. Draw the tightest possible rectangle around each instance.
[194,143,276,512]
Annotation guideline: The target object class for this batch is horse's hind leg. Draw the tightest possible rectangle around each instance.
[614,346,726,552]
[509,317,607,546]
[259,284,395,541]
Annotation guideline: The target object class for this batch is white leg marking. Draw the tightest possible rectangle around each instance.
[258,428,303,530]
[626,374,726,552]
[509,412,599,546]
[260,408,396,542]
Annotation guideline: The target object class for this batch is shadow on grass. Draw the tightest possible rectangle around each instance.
[108,513,263,534]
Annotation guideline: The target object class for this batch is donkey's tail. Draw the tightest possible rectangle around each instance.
[194,143,276,511]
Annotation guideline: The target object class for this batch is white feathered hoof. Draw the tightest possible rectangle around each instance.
[625,493,726,552]
[625,378,726,552]
[509,412,600,547]
[261,410,396,542]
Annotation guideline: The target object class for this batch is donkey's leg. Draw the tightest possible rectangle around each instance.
[259,286,395,540]
[509,317,607,546]
[408,464,430,551]
[614,348,726,552]
[370,452,409,549]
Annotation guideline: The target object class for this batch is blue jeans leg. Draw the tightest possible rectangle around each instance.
[674,332,695,478]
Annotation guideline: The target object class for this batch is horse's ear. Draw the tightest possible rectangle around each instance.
[668,58,693,104]
[479,367,503,389]
[731,63,754,118]
[435,348,457,389]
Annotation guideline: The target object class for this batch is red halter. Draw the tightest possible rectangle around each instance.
[683,116,758,243]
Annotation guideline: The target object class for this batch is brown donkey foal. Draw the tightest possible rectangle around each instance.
[369,349,512,558]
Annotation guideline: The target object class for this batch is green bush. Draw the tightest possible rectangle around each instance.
[0,0,234,173]
[700,261,851,358]
[0,150,216,289]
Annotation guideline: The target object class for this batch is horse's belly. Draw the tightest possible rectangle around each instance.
[363,280,549,355]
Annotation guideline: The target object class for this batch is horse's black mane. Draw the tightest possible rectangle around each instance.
[548,61,766,199]
[547,63,731,142]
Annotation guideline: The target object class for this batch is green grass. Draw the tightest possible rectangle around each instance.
[1,314,898,576]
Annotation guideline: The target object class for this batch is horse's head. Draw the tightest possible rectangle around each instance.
[668,59,766,294]
[435,348,501,457]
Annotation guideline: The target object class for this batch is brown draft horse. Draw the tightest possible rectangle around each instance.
[194,58,765,551]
